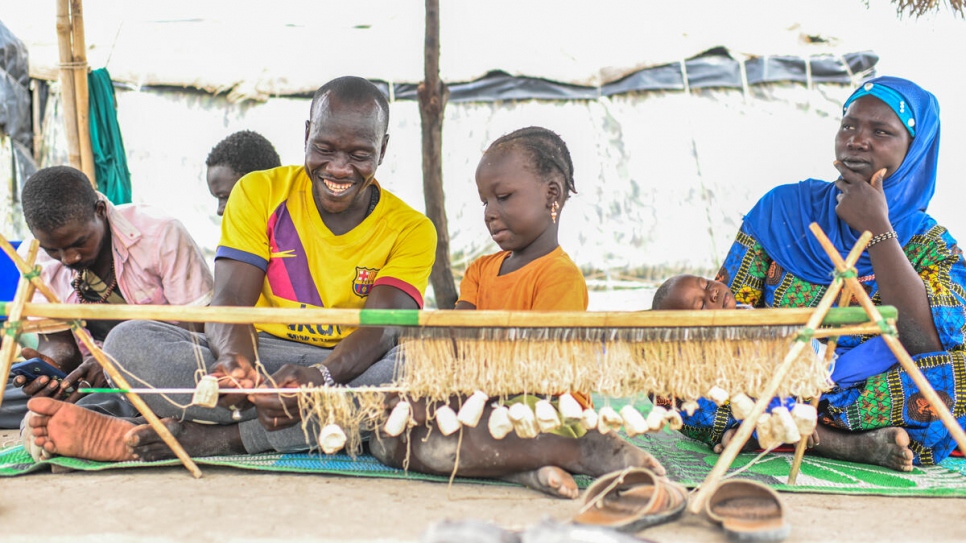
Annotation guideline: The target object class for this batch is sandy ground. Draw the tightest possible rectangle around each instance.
[1,431,964,542]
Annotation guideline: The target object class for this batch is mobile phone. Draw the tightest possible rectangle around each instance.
[10,358,68,381]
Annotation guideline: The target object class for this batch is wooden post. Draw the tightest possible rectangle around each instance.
[55,0,81,171]
[419,0,458,309]
[70,0,97,187]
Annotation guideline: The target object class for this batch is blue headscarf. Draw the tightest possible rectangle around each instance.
[741,76,941,284]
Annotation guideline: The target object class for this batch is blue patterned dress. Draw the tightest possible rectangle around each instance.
[680,219,966,465]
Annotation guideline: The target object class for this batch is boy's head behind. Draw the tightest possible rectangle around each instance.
[652,274,736,310]
[206,130,282,216]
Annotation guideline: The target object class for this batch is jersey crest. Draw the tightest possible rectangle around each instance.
[352,267,379,297]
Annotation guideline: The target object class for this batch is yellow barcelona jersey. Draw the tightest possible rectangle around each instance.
[217,165,436,347]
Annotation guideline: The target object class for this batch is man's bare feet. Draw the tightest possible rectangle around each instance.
[714,428,758,454]
[26,397,136,462]
[124,419,245,461]
[813,425,914,472]
[502,467,579,499]
[574,431,666,477]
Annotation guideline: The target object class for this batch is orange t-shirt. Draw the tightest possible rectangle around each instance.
[457,246,588,311]
[458,246,591,408]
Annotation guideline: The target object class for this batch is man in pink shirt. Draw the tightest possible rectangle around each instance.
[2,166,213,427]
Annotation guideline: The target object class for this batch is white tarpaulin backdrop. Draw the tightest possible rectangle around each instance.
[2,0,965,308]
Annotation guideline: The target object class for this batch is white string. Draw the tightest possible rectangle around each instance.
[80,385,409,395]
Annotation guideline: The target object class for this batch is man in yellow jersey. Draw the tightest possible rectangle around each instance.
[23,77,438,461]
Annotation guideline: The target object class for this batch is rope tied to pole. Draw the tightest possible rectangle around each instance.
[835,268,858,280]
[877,319,897,336]
[68,319,87,331]
[58,61,89,69]
[3,323,21,337]
[23,267,42,281]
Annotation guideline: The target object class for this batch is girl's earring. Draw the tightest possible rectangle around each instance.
[551,201,559,224]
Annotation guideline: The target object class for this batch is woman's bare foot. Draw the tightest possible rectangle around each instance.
[813,425,914,472]
[124,419,245,461]
[573,431,666,477]
[714,428,758,454]
[26,397,136,462]
[502,467,579,499]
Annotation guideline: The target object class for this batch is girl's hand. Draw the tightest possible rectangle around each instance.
[833,162,892,235]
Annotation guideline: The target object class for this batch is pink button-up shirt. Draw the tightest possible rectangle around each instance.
[19,197,213,347]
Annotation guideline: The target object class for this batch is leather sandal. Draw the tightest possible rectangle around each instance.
[705,479,790,542]
[572,467,688,533]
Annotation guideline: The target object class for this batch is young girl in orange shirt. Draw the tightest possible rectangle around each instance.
[372,127,664,498]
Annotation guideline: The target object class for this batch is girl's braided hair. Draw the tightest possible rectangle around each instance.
[487,127,577,199]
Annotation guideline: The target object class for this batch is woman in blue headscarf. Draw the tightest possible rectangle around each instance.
[681,76,966,470]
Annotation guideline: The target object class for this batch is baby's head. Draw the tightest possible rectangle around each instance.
[651,274,736,310]
[476,127,577,252]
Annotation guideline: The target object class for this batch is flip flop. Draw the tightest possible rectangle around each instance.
[705,479,790,542]
[572,467,688,533]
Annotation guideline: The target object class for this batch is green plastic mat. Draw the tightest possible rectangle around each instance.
[0,442,511,486]
[3,429,965,497]
[625,429,966,497]
[4,395,964,495]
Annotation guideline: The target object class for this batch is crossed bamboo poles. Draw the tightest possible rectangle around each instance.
[688,224,966,513]
[2,227,965,496]
[0,238,202,478]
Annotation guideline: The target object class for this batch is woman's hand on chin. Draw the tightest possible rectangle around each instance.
[833,162,892,235]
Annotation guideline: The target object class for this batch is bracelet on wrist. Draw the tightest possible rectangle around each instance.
[311,363,337,387]
[867,230,898,248]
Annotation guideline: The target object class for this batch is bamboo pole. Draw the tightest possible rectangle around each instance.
[0,242,40,414]
[0,237,894,330]
[0,237,68,304]
[759,226,871,484]
[19,319,73,334]
[55,0,81,171]
[0,237,201,477]
[687,228,871,514]
[788,286,852,484]
[787,395,822,484]
[810,224,966,458]
[810,322,888,338]
[69,0,96,186]
[31,80,42,164]
[72,327,203,478]
[4,303,896,330]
